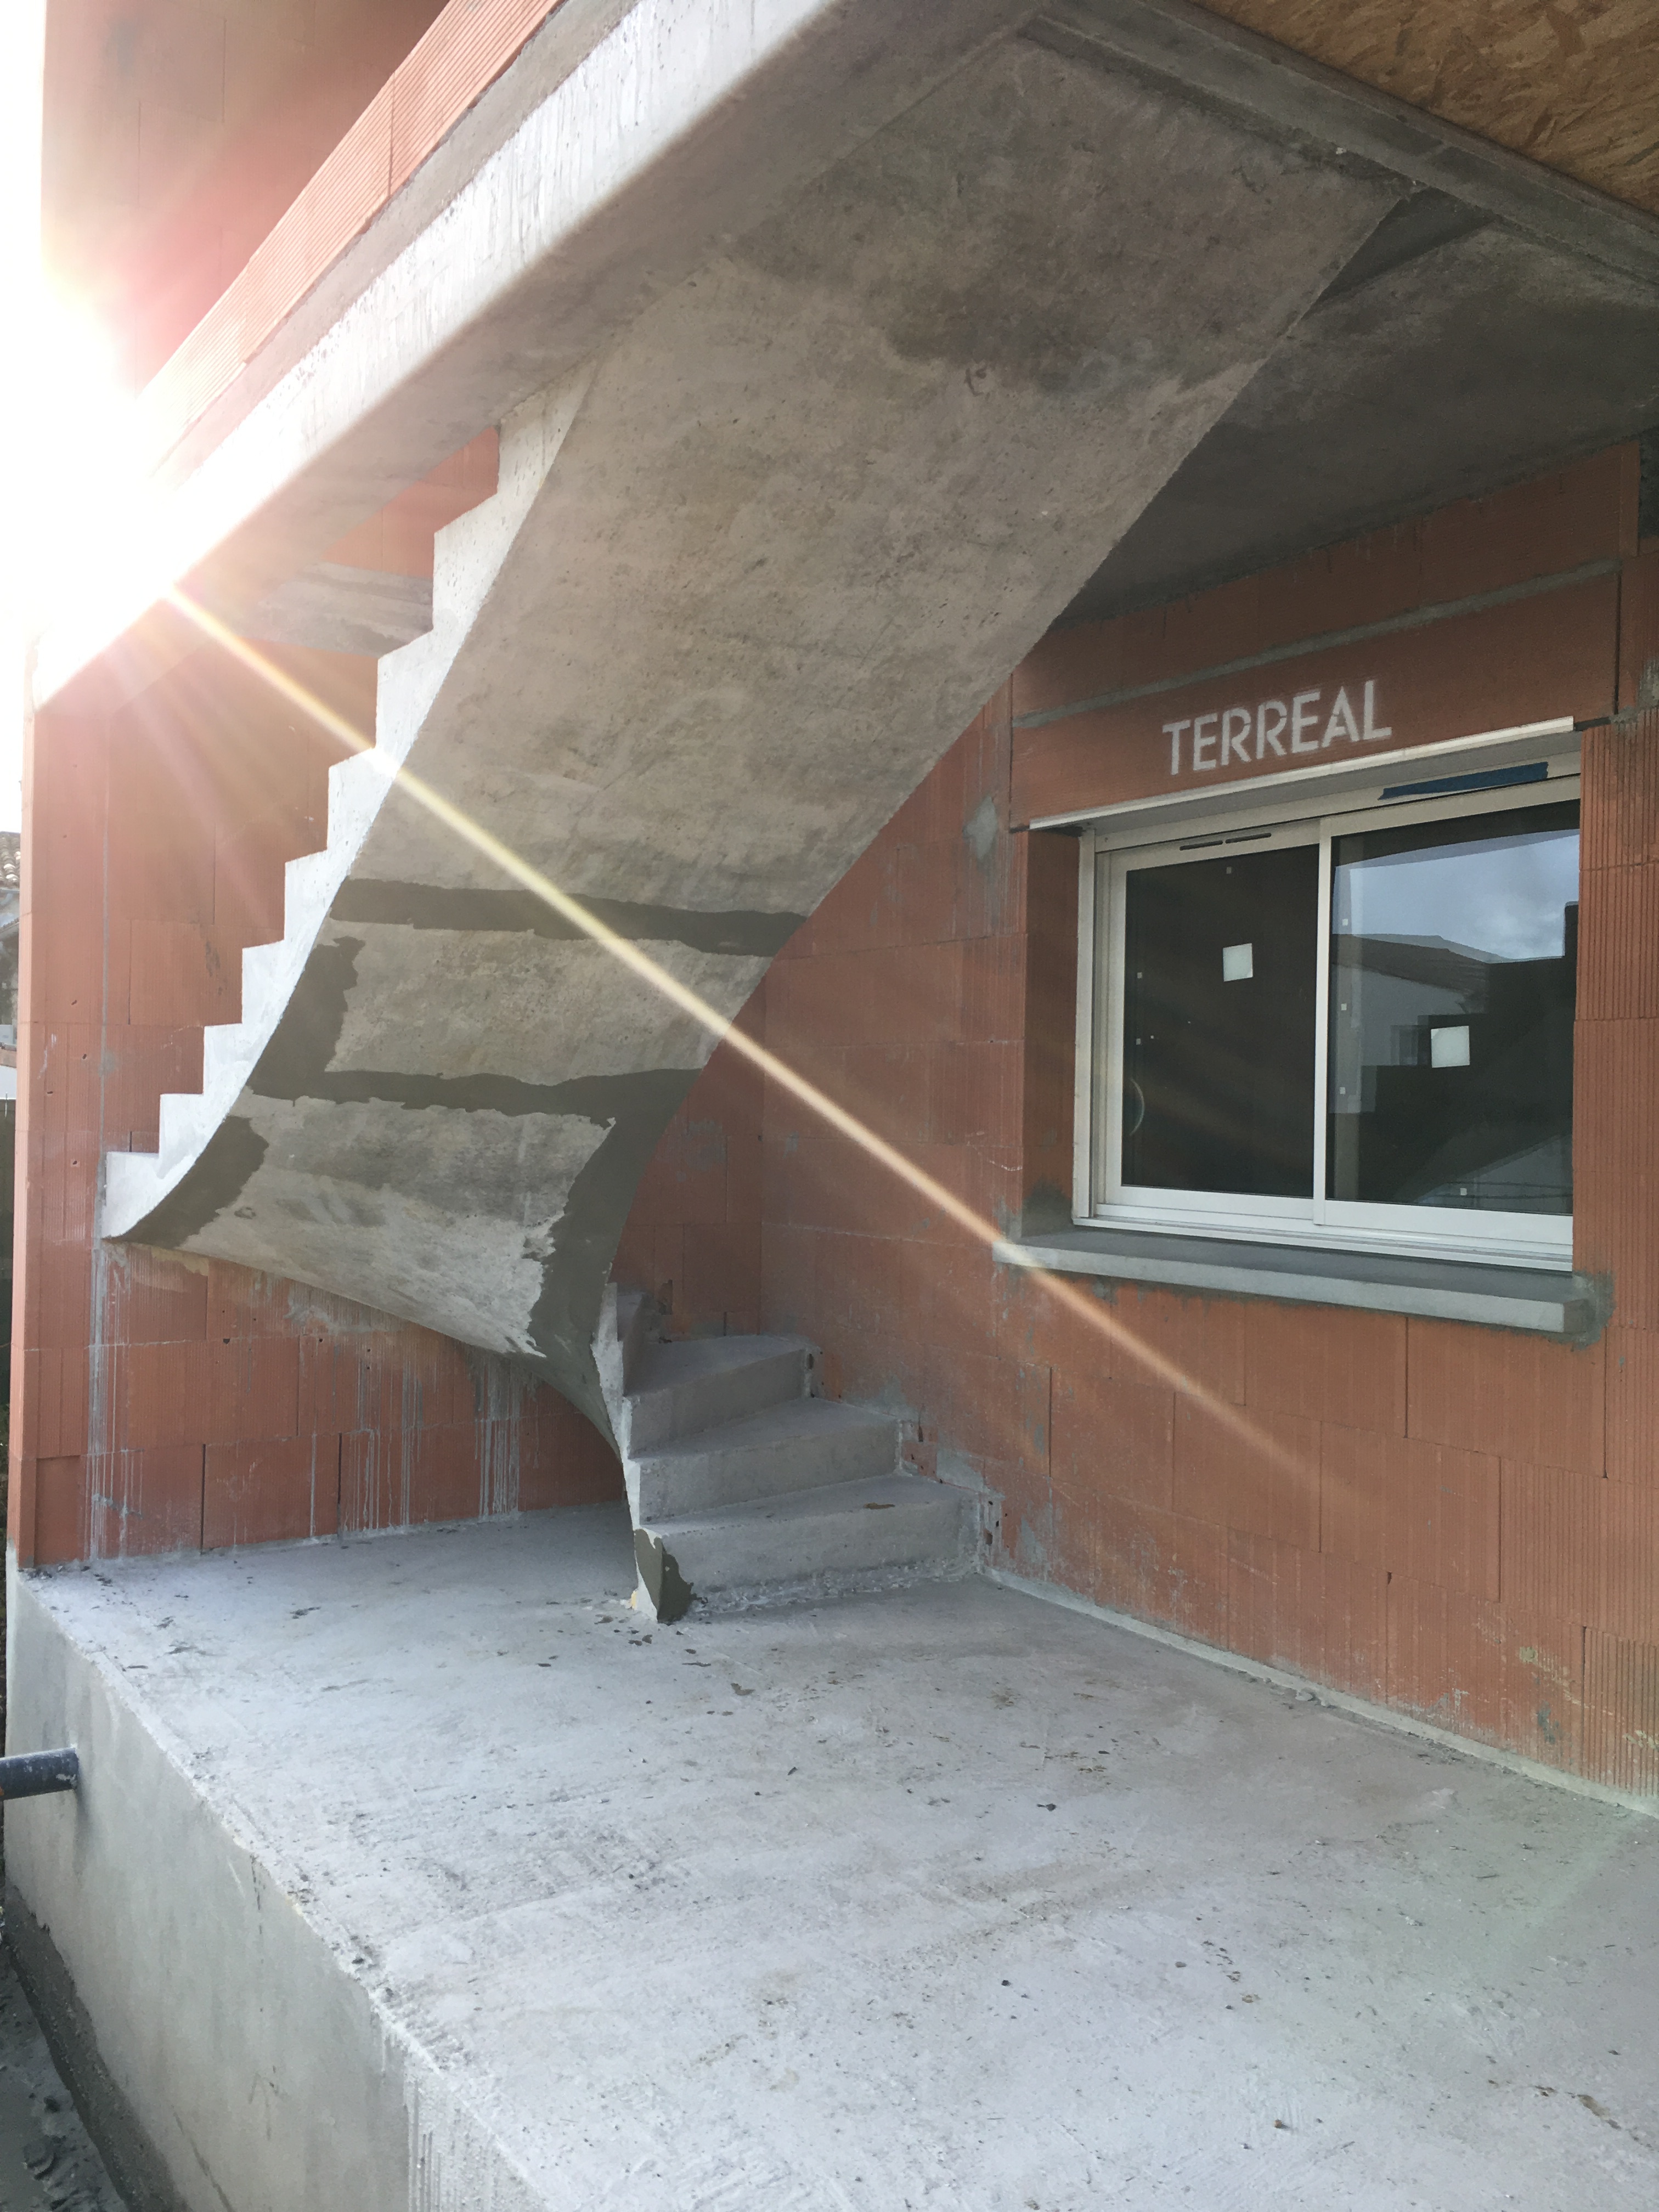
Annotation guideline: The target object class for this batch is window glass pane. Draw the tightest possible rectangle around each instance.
[1327,800,1578,1214]
[1122,843,1318,1198]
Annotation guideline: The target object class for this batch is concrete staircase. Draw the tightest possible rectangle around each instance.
[600,1291,974,1620]
[92,9,1392,1443]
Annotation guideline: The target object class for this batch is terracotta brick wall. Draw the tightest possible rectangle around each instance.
[618,452,1659,1793]
[43,0,449,382]
[12,629,619,1569]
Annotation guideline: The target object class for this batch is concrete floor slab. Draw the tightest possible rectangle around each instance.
[8,1506,1659,2211]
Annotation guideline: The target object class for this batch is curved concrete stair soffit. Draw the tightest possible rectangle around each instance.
[101,32,1398,1442]
[102,379,590,1282]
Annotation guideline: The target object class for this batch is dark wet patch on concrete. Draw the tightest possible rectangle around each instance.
[246,938,362,1102]
[121,1118,268,1252]
[258,1060,695,1124]
[331,881,805,957]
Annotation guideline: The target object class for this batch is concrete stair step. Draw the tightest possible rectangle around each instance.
[634,1396,895,1519]
[625,1334,813,1449]
[637,1471,974,1613]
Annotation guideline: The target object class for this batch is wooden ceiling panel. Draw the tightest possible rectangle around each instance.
[1196,1,1659,216]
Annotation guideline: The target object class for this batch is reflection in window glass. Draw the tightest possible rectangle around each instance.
[1327,802,1578,1214]
[1123,843,1318,1198]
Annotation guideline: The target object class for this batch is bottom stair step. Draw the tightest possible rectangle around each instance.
[636,1472,975,1616]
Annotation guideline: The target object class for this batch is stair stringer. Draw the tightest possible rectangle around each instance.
[103,372,592,1244]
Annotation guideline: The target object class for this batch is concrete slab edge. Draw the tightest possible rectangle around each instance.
[6,1568,551,2212]
[985,1566,1659,1821]
[4,1889,188,2212]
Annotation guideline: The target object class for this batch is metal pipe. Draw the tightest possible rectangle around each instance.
[0,1750,79,1800]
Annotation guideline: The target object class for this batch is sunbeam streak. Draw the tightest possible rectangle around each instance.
[165,584,1316,1494]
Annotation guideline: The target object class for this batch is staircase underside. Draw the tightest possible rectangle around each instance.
[97,0,1659,1444]
[101,12,1402,1436]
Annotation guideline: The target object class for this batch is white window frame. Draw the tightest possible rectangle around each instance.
[1071,719,1580,1269]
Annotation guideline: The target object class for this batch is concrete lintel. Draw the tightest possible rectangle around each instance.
[994,1227,1600,1336]
[1032,0,1659,290]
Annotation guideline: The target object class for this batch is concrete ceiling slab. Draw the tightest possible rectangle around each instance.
[1063,195,1659,623]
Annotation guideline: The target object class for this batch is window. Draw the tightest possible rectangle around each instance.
[1078,763,1580,1266]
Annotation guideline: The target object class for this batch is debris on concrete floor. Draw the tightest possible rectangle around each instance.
[0,1944,123,2211]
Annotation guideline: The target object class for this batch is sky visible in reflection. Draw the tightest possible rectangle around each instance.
[1335,824,1579,963]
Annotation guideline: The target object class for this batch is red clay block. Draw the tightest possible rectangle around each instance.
[110,1339,215,1451]
[1595,1481,1659,1644]
[103,1245,208,1345]
[1573,1018,1659,1323]
[209,1334,301,1445]
[519,1397,623,1512]
[404,1422,490,1528]
[1605,1327,1659,1484]
[1320,1423,1387,1566]
[679,1221,763,1335]
[1383,1435,1500,1601]
[1244,1301,1406,1434]
[687,1030,765,1147]
[1041,1459,1102,1601]
[1051,1367,1172,1514]
[31,1455,88,1568]
[896,1234,1004,1361]
[1582,1629,1659,1793]
[1418,448,1627,603]
[30,1346,91,1460]
[952,822,1019,945]
[1385,1579,1582,1769]
[338,1429,411,1534]
[927,1344,1052,1477]
[888,840,959,949]
[1576,862,1659,1021]
[1580,712,1659,871]
[1617,556,1659,709]
[929,1041,1023,1152]
[36,1236,94,1356]
[127,918,238,1028]
[89,1444,206,1559]
[836,1043,935,1153]
[1226,1531,1386,1701]
[1500,1462,1659,1642]
[204,1435,340,1549]
[1172,1393,1321,1551]
[1097,1495,1177,1619]
[1019,1276,1245,1405]
[609,1221,656,1296]
[962,932,1026,1047]
[1164,1512,1231,1645]
[1500,1459,1598,1624]
[1406,1318,1604,1472]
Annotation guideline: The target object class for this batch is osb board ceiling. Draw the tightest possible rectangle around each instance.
[1196,0,1659,217]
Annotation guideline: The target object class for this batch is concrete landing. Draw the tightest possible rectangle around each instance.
[8,1508,1659,2212]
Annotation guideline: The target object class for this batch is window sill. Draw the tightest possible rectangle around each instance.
[992,1224,1606,1340]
